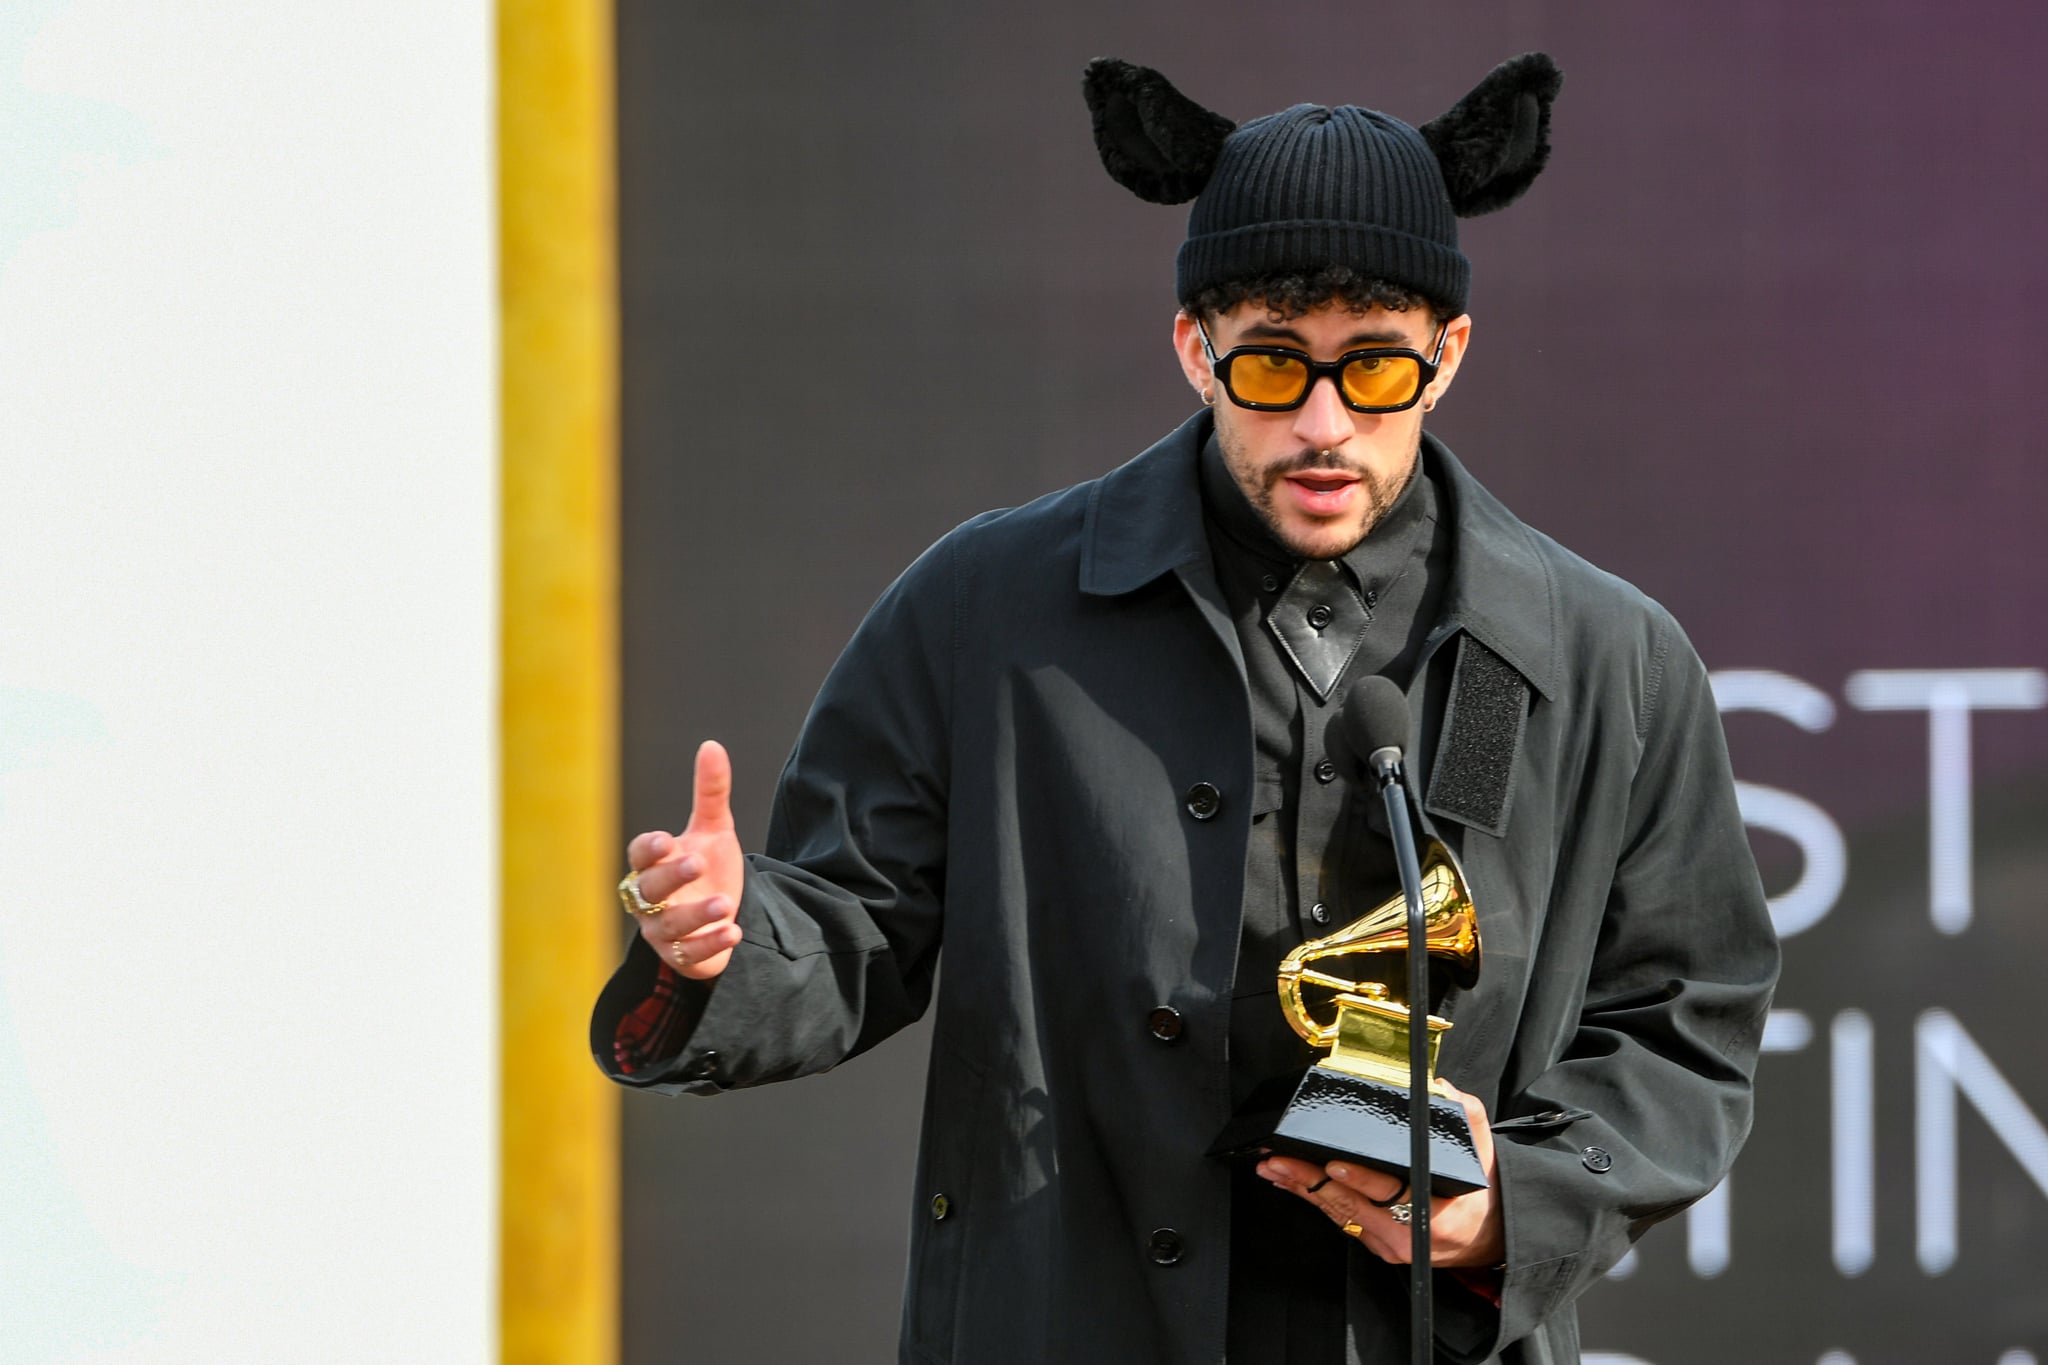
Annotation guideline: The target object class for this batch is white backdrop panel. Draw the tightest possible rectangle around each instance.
[0,3,495,1361]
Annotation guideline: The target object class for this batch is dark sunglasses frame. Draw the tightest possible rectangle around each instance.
[1195,316,1450,414]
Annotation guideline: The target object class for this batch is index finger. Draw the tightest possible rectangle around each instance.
[627,830,676,871]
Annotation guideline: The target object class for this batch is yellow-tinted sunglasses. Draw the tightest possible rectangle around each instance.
[1197,316,1449,413]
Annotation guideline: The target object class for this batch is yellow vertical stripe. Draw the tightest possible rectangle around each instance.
[498,0,618,1361]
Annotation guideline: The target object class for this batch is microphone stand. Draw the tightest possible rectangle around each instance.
[1370,742,1432,1365]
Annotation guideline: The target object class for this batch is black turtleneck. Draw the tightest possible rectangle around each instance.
[1199,432,1450,1363]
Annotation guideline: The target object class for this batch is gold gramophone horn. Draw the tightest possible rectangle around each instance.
[1277,839,1480,1050]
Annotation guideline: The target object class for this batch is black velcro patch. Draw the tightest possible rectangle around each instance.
[1424,635,1529,837]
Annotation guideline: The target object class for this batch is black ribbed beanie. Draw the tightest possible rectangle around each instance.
[1178,103,1466,314]
[1082,55,1565,318]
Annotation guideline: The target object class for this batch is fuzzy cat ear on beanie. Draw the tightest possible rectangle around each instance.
[1419,52,1564,217]
[1082,58,1236,205]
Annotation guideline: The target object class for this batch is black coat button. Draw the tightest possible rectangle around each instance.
[1314,758,1337,783]
[1147,1228,1184,1266]
[1147,1006,1184,1043]
[1307,603,1334,629]
[1582,1146,1613,1173]
[684,1051,719,1081]
[1260,573,1280,593]
[1309,901,1331,926]
[1183,782,1221,820]
[930,1193,951,1220]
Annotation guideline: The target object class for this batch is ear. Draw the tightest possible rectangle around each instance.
[1419,52,1563,217]
[1421,314,1474,410]
[1083,58,1236,206]
[1171,310,1212,401]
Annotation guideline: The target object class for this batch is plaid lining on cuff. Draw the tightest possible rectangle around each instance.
[1446,1266,1503,1309]
[612,962,690,1075]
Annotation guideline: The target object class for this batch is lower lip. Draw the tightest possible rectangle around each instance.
[1283,477,1359,517]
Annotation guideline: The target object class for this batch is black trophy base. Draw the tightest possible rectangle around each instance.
[1209,1064,1488,1197]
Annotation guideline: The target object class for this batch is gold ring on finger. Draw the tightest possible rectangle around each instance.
[671,939,690,967]
[1341,1221,1364,1238]
[618,870,664,917]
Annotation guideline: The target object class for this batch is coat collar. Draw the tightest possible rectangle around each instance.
[1078,411,1216,597]
[1079,414,1558,701]
[1422,432,1559,702]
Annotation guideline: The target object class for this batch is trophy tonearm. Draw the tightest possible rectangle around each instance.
[1275,839,1481,1088]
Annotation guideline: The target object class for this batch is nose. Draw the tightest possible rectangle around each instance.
[1291,375,1353,453]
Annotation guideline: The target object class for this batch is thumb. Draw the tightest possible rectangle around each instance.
[686,739,735,835]
[1439,1079,1496,1174]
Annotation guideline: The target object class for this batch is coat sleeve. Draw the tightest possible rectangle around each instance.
[1437,612,1780,1361]
[588,532,957,1096]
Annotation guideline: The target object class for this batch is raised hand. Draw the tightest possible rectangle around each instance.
[624,740,747,980]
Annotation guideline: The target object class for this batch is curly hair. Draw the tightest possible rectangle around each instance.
[1182,264,1456,327]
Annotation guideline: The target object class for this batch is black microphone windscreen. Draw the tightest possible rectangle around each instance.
[1344,675,1412,763]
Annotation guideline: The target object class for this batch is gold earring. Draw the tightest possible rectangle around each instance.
[1201,389,1216,407]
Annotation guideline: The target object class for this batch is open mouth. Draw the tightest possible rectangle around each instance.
[1282,472,1360,514]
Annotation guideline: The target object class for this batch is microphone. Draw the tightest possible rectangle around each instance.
[1342,674,1435,1361]
[1341,675,1411,787]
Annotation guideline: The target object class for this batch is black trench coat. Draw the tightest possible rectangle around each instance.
[594,413,1779,1365]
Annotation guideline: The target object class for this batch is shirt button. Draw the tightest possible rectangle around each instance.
[1365,588,1380,608]
[930,1193,952,1220]
[1147,1006,1184,1042]
[1147,1228,1184,1266]
[1183,782,1221,820]
[1314,758,1337,783]
[1260,573,1280,593]
[1309,901,1331,926]
[1582,1146,1613,1174]
[1307,603,1334,630]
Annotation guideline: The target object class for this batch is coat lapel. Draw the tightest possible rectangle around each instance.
[1414,437,1553,841]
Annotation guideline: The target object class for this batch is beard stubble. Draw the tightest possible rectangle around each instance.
[1222,433,1421,561]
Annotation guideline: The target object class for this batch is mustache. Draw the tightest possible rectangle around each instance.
[1262,447,1368,486]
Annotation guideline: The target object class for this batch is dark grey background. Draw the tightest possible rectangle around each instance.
[614,4,2048,1360]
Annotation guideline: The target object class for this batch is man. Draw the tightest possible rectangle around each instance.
[594,53,1778,1364]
